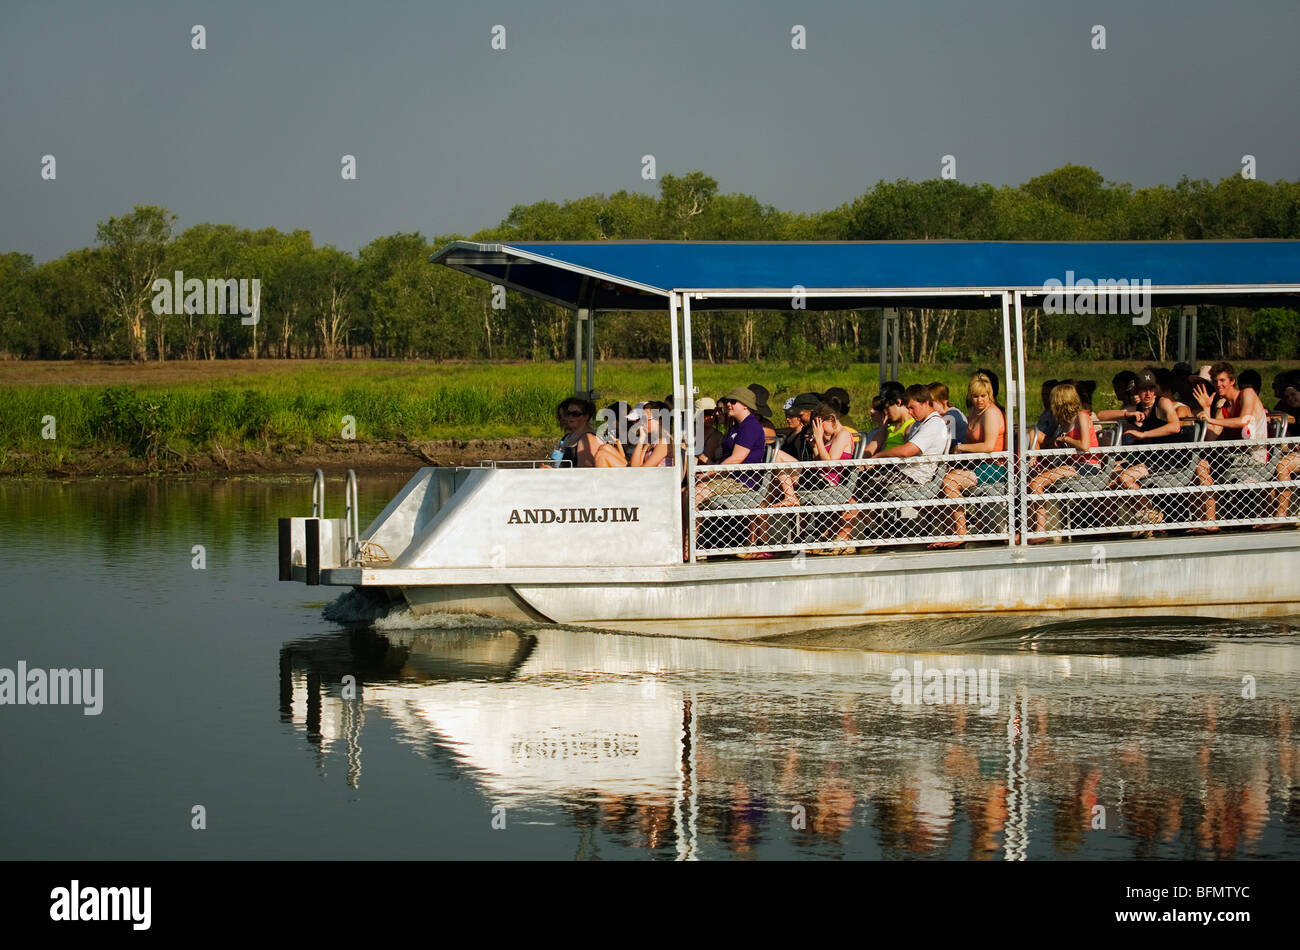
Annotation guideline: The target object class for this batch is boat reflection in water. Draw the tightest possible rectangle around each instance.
[279,616,1300,859]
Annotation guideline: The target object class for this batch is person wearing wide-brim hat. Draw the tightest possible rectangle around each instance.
[746,383,778,442]
[695,387,769,509]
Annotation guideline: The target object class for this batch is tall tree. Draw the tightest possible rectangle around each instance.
[95,206,176,361]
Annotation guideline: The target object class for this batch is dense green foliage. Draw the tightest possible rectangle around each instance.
[2,166,1298,365]
[5,359,1300,474]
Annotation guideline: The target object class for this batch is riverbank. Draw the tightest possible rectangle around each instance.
[1,437,557,478]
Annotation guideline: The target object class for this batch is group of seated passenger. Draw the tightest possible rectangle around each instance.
[1026,362,1299,538]
[550,396,677,469]
[693,378,981,556]
[553,360,1299,555]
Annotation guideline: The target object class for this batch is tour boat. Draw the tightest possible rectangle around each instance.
[279,241,1300,639]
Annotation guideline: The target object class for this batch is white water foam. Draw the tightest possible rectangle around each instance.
[321,588,522,633]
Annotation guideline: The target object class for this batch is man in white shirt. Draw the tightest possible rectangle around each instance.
[874,384,950,483]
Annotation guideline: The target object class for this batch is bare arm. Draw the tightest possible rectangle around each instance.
[642,439,670,467]
[874,441,921,459]
[722,442,751,465]
[1128,397,1182,440]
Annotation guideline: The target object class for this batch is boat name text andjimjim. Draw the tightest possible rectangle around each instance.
[507,506,640,525]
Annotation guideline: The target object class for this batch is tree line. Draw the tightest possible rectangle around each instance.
[1,165,1298,365]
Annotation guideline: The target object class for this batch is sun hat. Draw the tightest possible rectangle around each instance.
[791,392,823,413]
[746,384,773,419]
[721,386,758,412]
[695,396,717,411]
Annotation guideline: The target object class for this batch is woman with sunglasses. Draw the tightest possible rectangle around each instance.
[553,397,627,468]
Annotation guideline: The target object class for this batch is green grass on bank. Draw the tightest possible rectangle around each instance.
[3,359,1298,470]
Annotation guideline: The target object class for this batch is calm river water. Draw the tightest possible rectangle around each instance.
[2,477,1298,860]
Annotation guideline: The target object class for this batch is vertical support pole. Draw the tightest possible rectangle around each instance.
[573,307,585,395]
[1184,305,1198,368]
[669,293,682,466]
[585,308,595,396]
[683,294,697,564]
[1177,307,1188,364]
[1014,292,1028,547]
[1001,292,1017,546]
[890,309,900,384]
[880,308,900,388]
[878,307,888,391]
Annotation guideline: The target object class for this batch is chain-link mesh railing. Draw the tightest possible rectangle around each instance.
[1024,436,1300,540]
[693,450,1014,556]
[691,435,1300,556]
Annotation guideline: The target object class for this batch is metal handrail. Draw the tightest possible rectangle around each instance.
[311,469,325,518]
[479,459,573,468]
[344,469,360,565]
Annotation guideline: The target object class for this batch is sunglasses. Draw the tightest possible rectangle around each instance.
[561,409,587,418]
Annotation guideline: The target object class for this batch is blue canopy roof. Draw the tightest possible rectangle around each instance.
[430,240,1300,311]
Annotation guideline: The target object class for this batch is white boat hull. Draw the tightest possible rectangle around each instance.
[385,532,1300,640]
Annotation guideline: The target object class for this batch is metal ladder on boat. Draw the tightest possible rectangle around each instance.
[310,468,362,566]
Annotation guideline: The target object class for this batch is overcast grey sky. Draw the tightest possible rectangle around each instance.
[3,0,1298,261]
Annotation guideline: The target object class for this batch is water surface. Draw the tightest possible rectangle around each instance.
[1,477,1297,860]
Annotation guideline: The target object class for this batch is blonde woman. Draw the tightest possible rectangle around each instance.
[930,373,1005,548]
[1027,383,1100,543]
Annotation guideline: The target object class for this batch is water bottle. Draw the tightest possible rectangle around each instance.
[550,443,565,465]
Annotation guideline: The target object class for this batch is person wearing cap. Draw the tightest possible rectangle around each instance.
[779,392,822,463]
[1121,369,1183,443]
[1115,368,1185,529]
[694,386,768,507]
[692,396,725,465]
